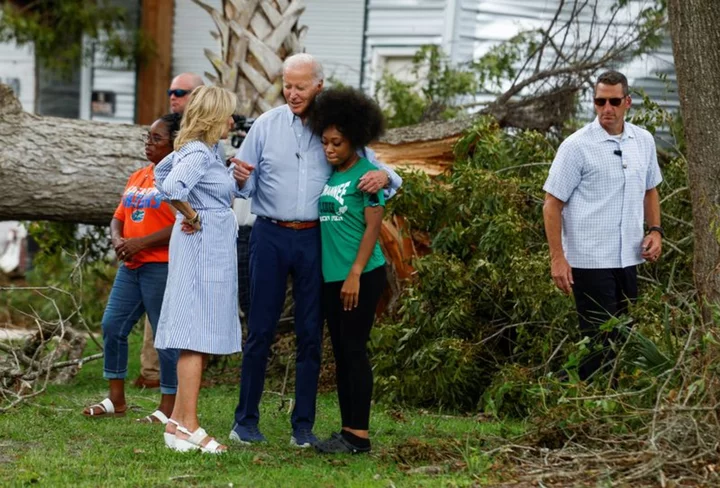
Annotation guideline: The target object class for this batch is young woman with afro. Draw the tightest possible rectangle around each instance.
[309,87,388,454]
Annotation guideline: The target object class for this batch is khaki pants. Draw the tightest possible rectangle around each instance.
[140,316,160,381]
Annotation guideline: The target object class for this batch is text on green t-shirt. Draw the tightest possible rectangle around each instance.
[318,158,386,283]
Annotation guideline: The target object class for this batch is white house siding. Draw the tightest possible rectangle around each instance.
[301,0,365,87]
[364,0,678,114]
[172,0,222,83]
[363,0,452,93]
[88,52,138,124]
[172,0,366,91]
[457,1,677,112]
[80,0,140,124]
[0,41,35,112]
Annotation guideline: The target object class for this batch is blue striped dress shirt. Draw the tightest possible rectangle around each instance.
[235,104,402,221]
[543,118,663,269]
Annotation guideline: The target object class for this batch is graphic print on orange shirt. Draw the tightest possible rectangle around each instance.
[113,165,176,269]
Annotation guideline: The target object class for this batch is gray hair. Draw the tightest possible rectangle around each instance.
[283,53,324,82]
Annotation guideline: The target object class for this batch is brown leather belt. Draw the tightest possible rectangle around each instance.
[263,217,319,230]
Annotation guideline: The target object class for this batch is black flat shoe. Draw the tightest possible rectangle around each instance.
[314,433,371,454]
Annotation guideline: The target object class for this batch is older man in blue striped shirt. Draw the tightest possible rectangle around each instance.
[229,53,401,447]
[543,71,663,381]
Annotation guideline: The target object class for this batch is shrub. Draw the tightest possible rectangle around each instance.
[373,106,694,415]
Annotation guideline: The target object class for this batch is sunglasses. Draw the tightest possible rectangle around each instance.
[167,89,190,98]
[594,97,626,107]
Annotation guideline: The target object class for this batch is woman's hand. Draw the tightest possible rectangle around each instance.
[181,213,202,234]
[116,237,146,261]
[340,272,361,311]
[111,236,125,254]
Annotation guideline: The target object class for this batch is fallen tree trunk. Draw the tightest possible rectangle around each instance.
[0,83,474,224]
[0,84,149,225]
[0,79,578,224]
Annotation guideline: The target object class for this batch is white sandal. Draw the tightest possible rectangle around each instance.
[136,410,169,424]
[164,418,178,449]
[83,398,126,418]
[173,425,226,454]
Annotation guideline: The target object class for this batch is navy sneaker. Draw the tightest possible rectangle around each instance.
[228,423,266,445]
[290,428,319,448]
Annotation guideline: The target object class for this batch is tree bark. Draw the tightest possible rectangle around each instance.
[668,0,720,323]
[0,82,469,224]
[0,84,149,225]
[0,79,578,223]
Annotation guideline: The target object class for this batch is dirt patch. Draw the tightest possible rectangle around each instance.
[380,437,463,467]
[0,441,23,465]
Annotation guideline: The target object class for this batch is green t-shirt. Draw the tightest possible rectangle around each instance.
[319,158,386,283]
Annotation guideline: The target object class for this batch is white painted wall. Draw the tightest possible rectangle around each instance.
[87,51,138,124]
[0,41,35,112]
[301,0,365,87]
[363,0,449,93]
[172,0,221,84]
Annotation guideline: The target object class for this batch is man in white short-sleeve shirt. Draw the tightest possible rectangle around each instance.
[542,70,663,380]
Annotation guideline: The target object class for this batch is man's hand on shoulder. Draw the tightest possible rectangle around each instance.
[231,158,255,188]
[358,170,389,194]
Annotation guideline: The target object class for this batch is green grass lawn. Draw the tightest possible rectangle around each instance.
[0,333,522,487]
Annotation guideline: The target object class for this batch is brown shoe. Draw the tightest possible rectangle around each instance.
[133,375,160,389]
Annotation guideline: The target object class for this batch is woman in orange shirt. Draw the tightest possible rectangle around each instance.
[83,114,181,425]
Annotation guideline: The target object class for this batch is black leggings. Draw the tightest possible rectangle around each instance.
[323,266,387,431]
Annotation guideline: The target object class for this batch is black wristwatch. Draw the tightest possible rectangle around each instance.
[648,225,664,238]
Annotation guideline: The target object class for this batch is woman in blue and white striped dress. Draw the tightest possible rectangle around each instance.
[154,85,241,454]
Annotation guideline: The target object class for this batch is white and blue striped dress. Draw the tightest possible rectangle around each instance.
[153,141,242,355]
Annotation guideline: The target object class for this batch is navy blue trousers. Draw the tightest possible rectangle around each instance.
[234,218,323,430]
[236,225,253,317]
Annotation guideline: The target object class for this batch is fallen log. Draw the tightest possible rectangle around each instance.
[0,83,468,224]
[0,78,581,224]
[0,84,149,225]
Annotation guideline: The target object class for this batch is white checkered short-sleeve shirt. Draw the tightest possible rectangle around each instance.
[543,118,662,269]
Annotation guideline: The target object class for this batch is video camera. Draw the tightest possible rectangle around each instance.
[230,114,256,148]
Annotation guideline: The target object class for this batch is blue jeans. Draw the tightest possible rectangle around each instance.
[102,262,178,394]
[234,217,323,431]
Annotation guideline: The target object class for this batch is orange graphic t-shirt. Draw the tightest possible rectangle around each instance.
[113,164,176,269]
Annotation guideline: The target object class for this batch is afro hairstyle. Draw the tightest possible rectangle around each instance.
[309,87,385,149]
